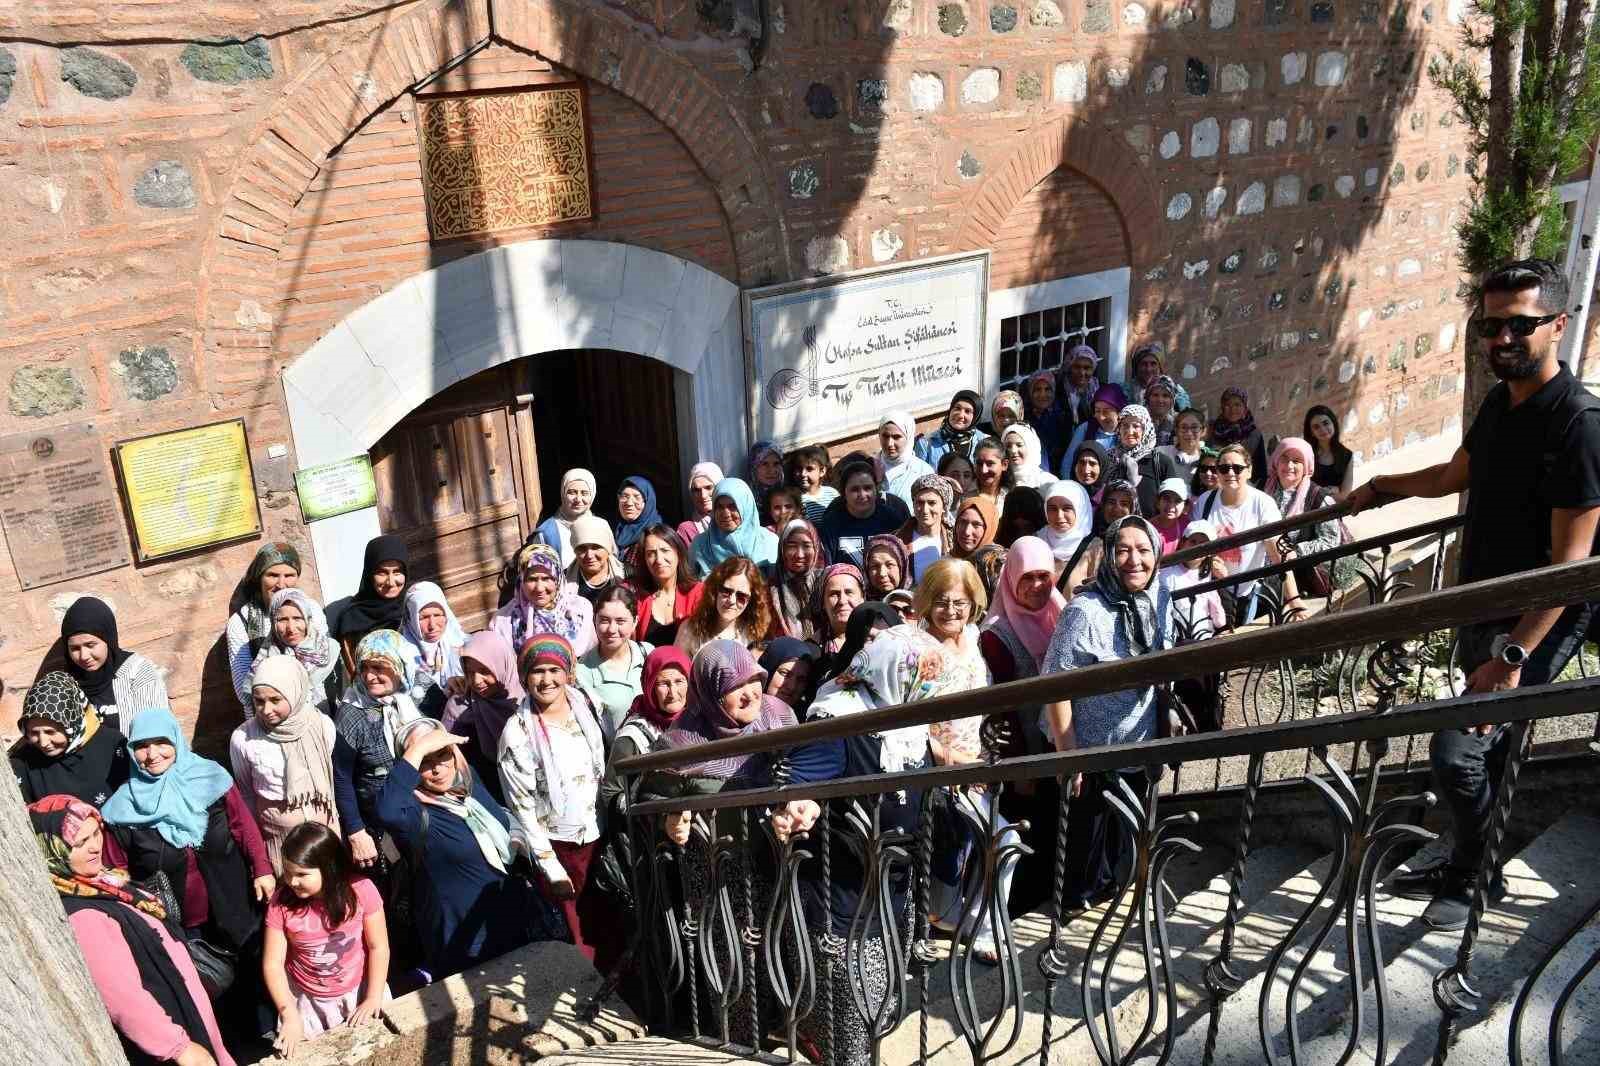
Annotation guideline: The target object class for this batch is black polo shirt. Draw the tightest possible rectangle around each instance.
[1460,363,1600,586]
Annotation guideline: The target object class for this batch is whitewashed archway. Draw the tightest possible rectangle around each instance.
[280,239,745,592]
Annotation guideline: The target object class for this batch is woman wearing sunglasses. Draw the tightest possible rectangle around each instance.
[673,557,771,657]
[1191,442,1298,624]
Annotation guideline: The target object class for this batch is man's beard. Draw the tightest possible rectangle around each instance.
[1487,339,1544,381]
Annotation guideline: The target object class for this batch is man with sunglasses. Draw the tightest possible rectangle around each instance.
[1348,258,1600,932]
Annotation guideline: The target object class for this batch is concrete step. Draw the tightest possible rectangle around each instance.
[1183,809,1600,1066]
[538,1034,769,1064]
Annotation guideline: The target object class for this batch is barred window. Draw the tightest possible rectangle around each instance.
[997,297,1110,391]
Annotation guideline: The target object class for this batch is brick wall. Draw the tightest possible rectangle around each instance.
[0,0,1481,743]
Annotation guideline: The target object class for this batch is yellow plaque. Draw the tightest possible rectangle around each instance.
[113,419,262,563]
[417,84,594,242]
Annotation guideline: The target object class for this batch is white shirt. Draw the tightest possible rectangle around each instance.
[228,716,337,804]
[1192,487,1283,595]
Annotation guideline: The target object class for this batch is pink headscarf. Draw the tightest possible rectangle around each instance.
[1264,436,1317,517]
[983,535,1067,659]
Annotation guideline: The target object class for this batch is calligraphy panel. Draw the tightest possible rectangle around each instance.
[418,85,594,242]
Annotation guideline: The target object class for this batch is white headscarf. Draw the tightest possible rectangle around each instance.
[566,513,627,584]
[878,411,918,475]
[1002,423,1053,488]
[1040,479,1093,563]
[403,581,467,681]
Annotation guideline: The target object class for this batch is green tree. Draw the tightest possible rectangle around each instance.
[1431,0,1600,406]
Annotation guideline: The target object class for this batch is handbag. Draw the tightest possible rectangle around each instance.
[145,869,238,999]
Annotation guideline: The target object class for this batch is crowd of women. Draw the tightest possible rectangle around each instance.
[9,345,1358,1065]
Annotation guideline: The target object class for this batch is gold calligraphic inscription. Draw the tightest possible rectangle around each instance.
[418,85,593,241]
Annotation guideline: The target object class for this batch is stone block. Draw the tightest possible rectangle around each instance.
[1227,117,1251,153]
[180,39,274,83]
[382,941,643,1065]
[1236,181,1266,215]
[9,366,85,418]
[114,345,179,401]
[960,67,1000,105]
[1272,174,1300,206]
[1211,0,1236,26]
[1281,51,1307,86]
[870,227,904,263]
[956,149,982,179]
[1204,186,1228,219]
[909,71,945,111]
[1219,63,1249,93]
[0,48,15,107]
[1083,0,1112,31]
[991,4,1019,30]
[938,2,969,34]
[1159,130,1181,158]
[1314,50,1347,85]
[787,163,819,199]
[132,161,196,210]
[805,235,850,274]
[540,1036,767,1064]
[803,83,837,119]
[1015,70,1042,100]
[1166,192,1193,221]
[60,47,137,99]
[1031,0,1065,25]
[1053,61,1087,102]
[1191,117,1219,157]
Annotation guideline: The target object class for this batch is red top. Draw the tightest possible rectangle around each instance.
[978,630,1019,685]
[633,582,705,640]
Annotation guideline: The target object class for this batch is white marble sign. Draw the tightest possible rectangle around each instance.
[745,252,989,444]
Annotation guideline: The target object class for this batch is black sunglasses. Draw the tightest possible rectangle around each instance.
[1473,312,1561,339]
[1217,463,1249,475]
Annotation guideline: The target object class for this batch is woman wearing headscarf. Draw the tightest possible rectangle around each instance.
[60,596,169,736]
[769,519,828,640]
[1057,344,1102,428]
[333,629,427,877]
[631,524,704,646]
[375,720,543,980]
[566,514,627,607]
[498,635,609,963]
[1142,376,1181,447]
[817,454,910,570]
[442,630,524,806]
[329,534,411,684]
[402,581,468,687]
[103,707,274,978]
[1106,403,1180,516]
[248,589,338,715]
[1067,439,1112,506]
[1041,515,1174,910]
[1001,422,1053,490]
[950,494,999,561]
[689,476,779,577]
[29,794,236,1066]
[575,585,653,738]
[613,475,663,562]
[675,556,772,657]
[1025,369,1071,472]
[232,656,339,872]
[898,473,955,582]
[746,440,787,511]
[862,533,910,601]
[773,628,943,1063]
[676,461,725,548]
[1128,342,1192,410]
[1060,383,1127,471]
[601,646,691,818]
[492,542,597,657]
[225,542,301,706]
[1040,480,1094,582]
[981,535,1068,720]
[915,389,989,467]
[1264,436,1342,599]
[995,486,1046,548]
[534,468,598,568]
[1209,386,1270,488]
[810,562,867,656]
[817,600,902,689]
[877,410,934,508]
[12,671,130,807]
[986,389,1026,437]
[758,637,823,718]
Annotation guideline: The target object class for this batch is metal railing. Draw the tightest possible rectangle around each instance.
[611,507,1600,1066]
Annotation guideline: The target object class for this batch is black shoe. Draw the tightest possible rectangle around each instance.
[1384,860,1453,901]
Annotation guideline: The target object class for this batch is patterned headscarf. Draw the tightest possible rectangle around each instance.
[747,440,786,490]
[659,640,797,780]
[808,625,942,773]
[508,542,590,649]
[864,534,910,593]
[910,473,957,529]
[627,646,693,732]
[29,795,167,919]
[21,672,93,753]
[1108,403,1158,466]
[237,542,302,643]
[1027,369,1058,416]
[354,629,409,684]
[263,588,335,673]
[991,390,1025,426]
[518,633,576,679]
[403,581,468,679]
[1210,386,1258,446]
[1094,515,1166,655]
[810,562,866,636]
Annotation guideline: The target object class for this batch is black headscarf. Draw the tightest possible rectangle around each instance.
[820,602,901,685]
[334,534,409,639]
[1093,515,1165,655]
[1071,440,1112,496]
[939,389,985,452]
[996,487,1046,548]
[758,637,822,677]
[11,673,129,807]
[60,597,132,710]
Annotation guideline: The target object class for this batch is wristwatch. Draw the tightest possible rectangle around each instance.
[1490,634,1529,668]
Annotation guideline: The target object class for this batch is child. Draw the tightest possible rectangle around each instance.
[264,822,389,1059]
[1150,476,1191,554]
[1161,519,1229,639]
[764,484,804,531]
[787,444,838,525]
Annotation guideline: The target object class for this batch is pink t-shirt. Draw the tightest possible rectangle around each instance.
[267,877,382,999]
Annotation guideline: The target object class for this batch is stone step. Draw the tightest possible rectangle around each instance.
[873,839,1322,1064]
[538,1034,769,1064]
[1182,809,1600,1066]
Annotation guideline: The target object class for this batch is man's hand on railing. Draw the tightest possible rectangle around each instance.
[771,799,821,844]
[1464,660,1523,733]
[1346,481,1386,515]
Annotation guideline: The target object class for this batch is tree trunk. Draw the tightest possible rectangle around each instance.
[0,770,129,1065]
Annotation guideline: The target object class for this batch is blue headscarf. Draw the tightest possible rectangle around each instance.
[100,707,234,849]
[690,476,779,576]
[614,475,662,551]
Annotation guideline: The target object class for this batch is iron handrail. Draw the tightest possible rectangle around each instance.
[1171,512,1466,600]
[1162,496,1361,566]
[628,675,1600,814]
[616,552,1600,775]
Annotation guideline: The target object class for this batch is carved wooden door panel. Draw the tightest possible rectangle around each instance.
[369,367,532,631]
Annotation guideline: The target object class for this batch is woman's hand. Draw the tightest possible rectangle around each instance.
[663,811,692,846]
[770,800,821,844]
[403,730,467,766]
[348,830,379,868]
[253,874,277,902]
[272,1005,303,1060]
[445,675,468,697]
[347,995,385,1028]
[1068,773,1083,798]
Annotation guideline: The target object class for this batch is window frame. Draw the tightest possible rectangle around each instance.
[984,267,1131,398]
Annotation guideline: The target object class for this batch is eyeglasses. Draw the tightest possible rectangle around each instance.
[933,597,971,612]
[1217,463,1249,475]
[1473,312,1561,339]
[1197,466,1219,476]
[717,588,751,606]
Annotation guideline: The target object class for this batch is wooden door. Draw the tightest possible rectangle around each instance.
[370,367,534,630]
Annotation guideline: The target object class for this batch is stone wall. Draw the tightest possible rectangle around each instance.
[1,0,1473,743]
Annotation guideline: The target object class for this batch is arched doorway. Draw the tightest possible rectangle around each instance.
[367,351,683,628]
[281,239,744,596]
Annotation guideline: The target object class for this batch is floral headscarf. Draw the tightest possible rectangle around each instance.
[29,794,167,919]
[991,390,1025,426]
[910,472,957,530]
[261,588,335,674]
[1108,403,1158,467]
[235,542,302,645]
[402,581,468,679]
[808,625,943,772]
[507,542,591,649]
[864,534,910,593]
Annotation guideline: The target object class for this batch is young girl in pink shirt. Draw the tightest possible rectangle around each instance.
[262,822,390,1058]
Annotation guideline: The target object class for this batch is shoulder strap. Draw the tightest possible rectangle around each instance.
[1202,490,1219,519]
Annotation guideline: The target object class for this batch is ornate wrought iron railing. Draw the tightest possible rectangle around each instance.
[613,521,1600,1066]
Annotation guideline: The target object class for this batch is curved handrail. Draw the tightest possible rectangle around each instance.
[616,553,1600,775]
